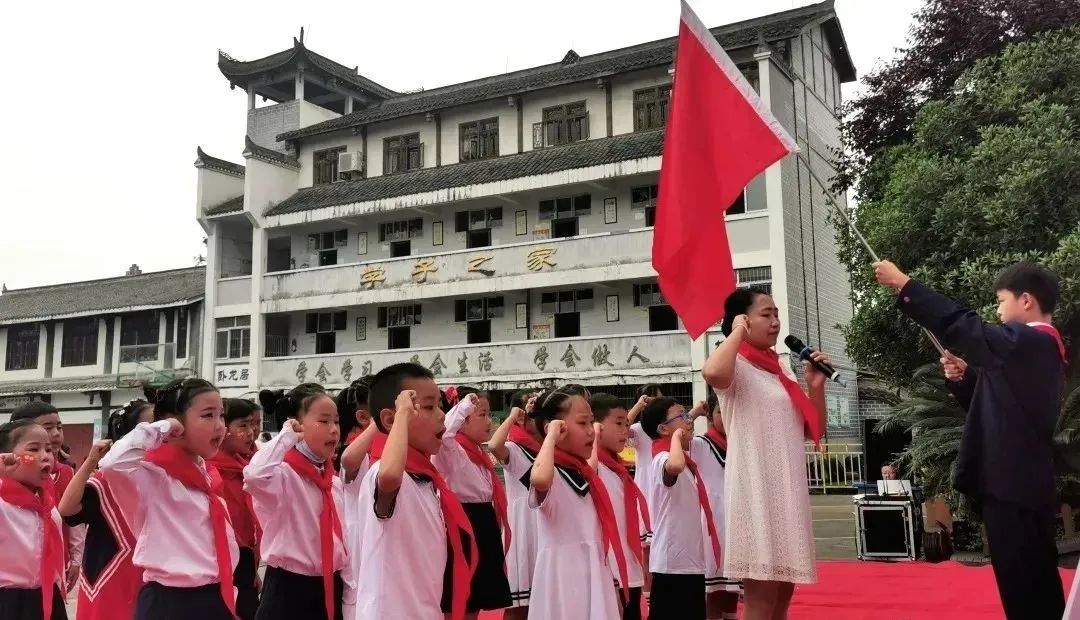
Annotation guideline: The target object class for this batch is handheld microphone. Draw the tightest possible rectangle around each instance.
[784,335,847,387]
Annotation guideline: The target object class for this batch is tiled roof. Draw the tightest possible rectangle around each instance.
[0,267,206,324]
[218,39,398,100]
[265,129,663,216]
[206,195,244,216]
[0,371,196,397]
[279,1,851,142]
[194,147,245,177]
[244,136,300,170]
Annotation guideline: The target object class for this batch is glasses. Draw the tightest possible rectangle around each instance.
[662,412,692,426]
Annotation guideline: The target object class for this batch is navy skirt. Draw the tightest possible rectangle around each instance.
[254,566,343,620]
[441,501,512,612]
[134,582,233,620]
[0,585,67,620]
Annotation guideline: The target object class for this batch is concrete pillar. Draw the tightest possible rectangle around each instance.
[344,97,354,114]
[295,72,305,102]
[247,85,256,111]
[248,226,266,391]
[755,49,789,355]
[201,225,219,380]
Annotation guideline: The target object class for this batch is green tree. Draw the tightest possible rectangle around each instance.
[837,28,1080,388]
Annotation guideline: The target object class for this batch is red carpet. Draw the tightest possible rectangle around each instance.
[479,561,1075,619]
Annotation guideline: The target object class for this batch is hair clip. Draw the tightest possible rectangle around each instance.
[445,386,460,406]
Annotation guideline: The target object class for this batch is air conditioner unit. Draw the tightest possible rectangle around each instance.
[337,152,364,179]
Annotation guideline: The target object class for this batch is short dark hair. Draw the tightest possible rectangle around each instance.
[640,397,680,440]
[0,419,40,452]
[151,378,218,419]
[637,384,663,398]
[993,261,1059,314]
[223,398,261,425]
[369,363,434,433]
[10,401,59,422]
[706,389,719,416]
[108,400,153,441]
[337,375,375,438]
[720,288,768,336]
[589,393,625,422]
[508,389,534,411]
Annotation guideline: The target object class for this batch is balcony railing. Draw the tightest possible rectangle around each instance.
[260,331,692,388]
[118,343,176,373]
[261,228,654,308]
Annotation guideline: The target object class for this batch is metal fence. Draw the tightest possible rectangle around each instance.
[805,443,864,493]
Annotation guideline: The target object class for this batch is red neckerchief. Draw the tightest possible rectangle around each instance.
[1,478,64,620]
[651,438,722,568]
[368,432,387,462]
[1029,322,1067,363]
[369,439,478,620]
[207,451,261,549]
[738,342,823,448]
[508,424,542,453]
[144,444,237,619]
[283,449,343,620]
[455,434,511,552]
[596,448,650,571]
[345,428,363,446]
[705,427,728,452]
[551,448,629,598]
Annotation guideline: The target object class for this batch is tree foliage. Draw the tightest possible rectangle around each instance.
[836,27,1080,388]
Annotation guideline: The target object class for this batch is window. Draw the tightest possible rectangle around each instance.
[460,118,499,161]
[455,208,502,248]
[631,185,659,226]
[539,195,590,239]
[304,311,347,355]
[634,283,678,331]
[537,102,588,147]
[61,318,98,367]
[379,218,423,243]
[378,305,422,350]
[313,146,347,185]
[727,192,747,215]
[633,283,665,307]
[307,230,348,267]
[265,315,290,358]
[540,289,592,338]
[176,308,188,359]
[633,86,672,131]
[384,133,422,174]
[267,237,292,272]
[215,316,251,360]
[5,323,39,370]
[120,311,160,362]
[736,266,773,294]
[454,297,504,344]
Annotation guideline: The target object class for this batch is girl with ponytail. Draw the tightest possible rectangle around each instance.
[58,400,154,620]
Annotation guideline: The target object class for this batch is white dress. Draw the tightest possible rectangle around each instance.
[717,355,817,584]
[528,467,620,620]
[504,442,538,607]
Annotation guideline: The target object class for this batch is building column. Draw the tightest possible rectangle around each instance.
[201,225,219,380]
[247,85,256,111]
[295,71,305,102]
[755,49,790,355]
[248,225,267,391]
[344,97,354,114]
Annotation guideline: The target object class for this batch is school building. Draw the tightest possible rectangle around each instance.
[192,0,861,439]
[0,266,205,462]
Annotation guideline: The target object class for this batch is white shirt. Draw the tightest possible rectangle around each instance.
[340,456,369,607]
[244,424,347,576]
[629,424,654,501]
[598,462,645,588]
[99,420,240,587]
[648,451,706,575]
[353,460,446,620]
[0,479,64,589]
[432,399,493,503]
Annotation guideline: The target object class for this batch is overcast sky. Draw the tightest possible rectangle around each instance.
[0,0,920,290]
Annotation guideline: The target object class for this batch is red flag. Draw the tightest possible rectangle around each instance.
[653,1,799,339]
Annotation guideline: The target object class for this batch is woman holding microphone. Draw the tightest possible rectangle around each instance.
[702,288,830,620]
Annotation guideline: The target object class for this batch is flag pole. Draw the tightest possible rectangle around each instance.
[797,156,946,356]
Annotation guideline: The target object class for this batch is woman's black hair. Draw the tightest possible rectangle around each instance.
[107,400,153,442]
[0,419,39,452]
[149,378,219,419]
[223,398,261,425]
[258,383,328,427]
[720,288,768,336]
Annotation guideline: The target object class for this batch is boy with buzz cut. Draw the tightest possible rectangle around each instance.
[351,363,477,620]
[874,260,1066,620]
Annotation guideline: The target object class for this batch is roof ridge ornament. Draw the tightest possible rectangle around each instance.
[561,49,580,65]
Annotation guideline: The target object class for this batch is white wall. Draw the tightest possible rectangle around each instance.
[197,168,244,217]
[244,157,299,220]
[298,100,341,129]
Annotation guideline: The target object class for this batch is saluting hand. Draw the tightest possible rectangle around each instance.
[395,390,419,420]
[0,453,19,478]
[85,440,112,467]
[546,419,567,442]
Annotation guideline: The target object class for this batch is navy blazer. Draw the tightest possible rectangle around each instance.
[897,280,1063,512]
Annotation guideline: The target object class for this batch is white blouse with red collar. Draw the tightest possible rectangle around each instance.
[431,399,493,503]
[0,479,64,589]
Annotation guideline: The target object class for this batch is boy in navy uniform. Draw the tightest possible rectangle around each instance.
[875,260,1066,619]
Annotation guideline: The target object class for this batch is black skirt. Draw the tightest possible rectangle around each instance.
[234,547,260,620]
[648,573,705,620]
[441,501,512,612]
[134,582,234,620]
[619,585,643,620]
[0,586,67,620]
[254,566,343,620]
